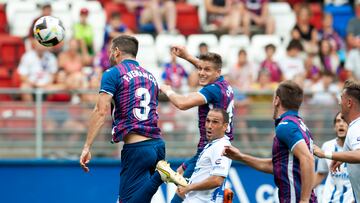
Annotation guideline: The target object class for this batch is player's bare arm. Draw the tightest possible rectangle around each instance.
[293,141,315,202]
[223,145,273,174]
[160,84,206,110]
[80,93,112,172]
[171,45,202,68]
[315,145,360,163]
[177,175,225,197]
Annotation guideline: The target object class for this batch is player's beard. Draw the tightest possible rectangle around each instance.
[110,55,117,66]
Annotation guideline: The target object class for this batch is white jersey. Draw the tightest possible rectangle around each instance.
[317,139,354,203]
[184,137,232,203]
[343,116,360,202]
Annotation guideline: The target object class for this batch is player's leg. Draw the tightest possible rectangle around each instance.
[118,139,165,203]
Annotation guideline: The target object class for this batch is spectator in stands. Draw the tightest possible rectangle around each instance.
[240,0,275,35]
[345,36,360,80]
[228,49,257,91]
[58,38,90,75]
[304,53,321,87]
[259,44,282,82]
[309,71,340,106]
[278,39,305,80]
[291,4,318,54]
[17,39,58,101]
[318,13,345,52]
[204,0,243,35]
[346,2,360,48]
[123,0,177,34]
[103,12,132,48]
[74,8,95,56]
[313,39,340,75]
[161,49,189,92]
[197,42,209,58]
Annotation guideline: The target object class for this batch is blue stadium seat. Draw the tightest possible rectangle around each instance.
[324,4,355,38]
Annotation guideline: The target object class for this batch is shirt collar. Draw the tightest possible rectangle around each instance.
[349,116,360,127]
[216,76,224,82]
[122,59,139,66]
[275,110,299,126]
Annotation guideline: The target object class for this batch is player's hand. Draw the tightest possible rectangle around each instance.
[177,186,190,197]
[171,45,189,59]
[177,165,185,175]
[222,145,242,161]
[330,160,342,173]
[80,147,92,172]
[313,145,324,158]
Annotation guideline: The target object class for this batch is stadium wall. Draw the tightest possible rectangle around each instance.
[0,159,279,203]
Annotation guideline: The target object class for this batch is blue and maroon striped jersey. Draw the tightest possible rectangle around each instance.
[197,76,234,149]
[99,59,161,142]
[272,110,317,203]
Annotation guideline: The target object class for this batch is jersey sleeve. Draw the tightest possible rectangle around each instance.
[276,121,304,152]
[199,84,221,104]
[348,130,360,151]
[99,67,120,96]
[210,143,232,177]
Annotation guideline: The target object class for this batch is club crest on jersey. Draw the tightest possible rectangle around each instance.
[357,136,360,141]
[215,158,222,165]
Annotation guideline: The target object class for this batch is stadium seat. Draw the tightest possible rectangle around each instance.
[104,2,137,32]
[186,34,218,56]
[133,34,157,66]
[0,3,8,33]
[324,4,354,38]
[71,1,106,53]
[155,34,186,64]
[219,35,250,67]
[176,3,200,35]
[268,2,296,40]
[0,34,25,70]
[309,3,323,30]
[6,1,39,37]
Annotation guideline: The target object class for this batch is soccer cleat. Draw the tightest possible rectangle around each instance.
[156,160,188,187]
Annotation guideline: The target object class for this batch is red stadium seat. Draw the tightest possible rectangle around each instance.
[176,3,200,35]
[0,34,25,70]
[104,2,137,32]
[0,4,8,33]
[309,3,323,30]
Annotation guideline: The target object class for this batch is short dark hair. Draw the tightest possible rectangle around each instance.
[276,80,304,110]
[343,80,360,104]
[287,39,303,51]
[209,108,229,124]
[110,12,121,19]
[265,44,276,51]
[333,112,341,126]
[199,42,208,48]
[112,35,138,57]
[199,52,222,70]
[238,49,247,56]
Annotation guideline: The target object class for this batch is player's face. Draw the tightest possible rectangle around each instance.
[197,61,221,86]
[334,113,348,139]
[109,46,119,66]
[205,111,228,142]
[340,90,350,124]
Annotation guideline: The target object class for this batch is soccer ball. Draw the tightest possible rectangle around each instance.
[33,16,65,47]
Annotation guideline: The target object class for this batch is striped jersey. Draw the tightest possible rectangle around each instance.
[198,76,234,149]
[272,110,317,202]
[99,59,161,142]
[317,139,353,203]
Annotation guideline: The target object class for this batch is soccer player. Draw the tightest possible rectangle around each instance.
[176,108,232,203]
[223,80,317,202]
[160,46,234,203]
[313,112,354,202]
[314,80,360,202]
[79,35,186,203]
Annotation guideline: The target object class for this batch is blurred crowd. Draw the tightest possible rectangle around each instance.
[14,0,360,110]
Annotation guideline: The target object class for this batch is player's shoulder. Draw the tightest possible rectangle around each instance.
[276,119,297,132]
[322,139,337,150]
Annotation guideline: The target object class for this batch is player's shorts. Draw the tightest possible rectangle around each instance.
[119,138,165,202]
[182,148,203,179]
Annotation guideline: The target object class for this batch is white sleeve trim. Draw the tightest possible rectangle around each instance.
[197,92,207,104]
[290,139,305,152]
[99,89,114,96]
[210,172,228,178]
